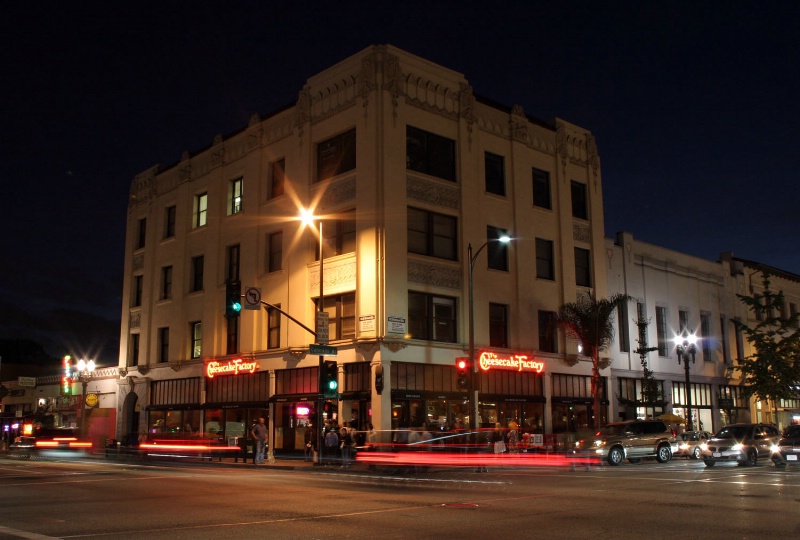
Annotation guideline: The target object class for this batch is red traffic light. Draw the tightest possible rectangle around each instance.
[455,357,470,389]
[457,359,467,370]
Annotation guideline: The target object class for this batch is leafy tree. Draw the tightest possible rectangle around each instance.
[556,293,631,431]
[735,272,800,421]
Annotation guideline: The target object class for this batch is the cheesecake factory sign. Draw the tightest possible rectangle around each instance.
[478,351,544,373]
[205,358,259,378]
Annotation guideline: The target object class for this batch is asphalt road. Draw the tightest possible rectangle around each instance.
[1,455,798,539]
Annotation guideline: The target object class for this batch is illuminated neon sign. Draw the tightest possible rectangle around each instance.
[206,358,259,378]
[478,351,544,373]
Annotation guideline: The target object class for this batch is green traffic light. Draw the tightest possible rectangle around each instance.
[232,302,241,312]
[328,380,338,391]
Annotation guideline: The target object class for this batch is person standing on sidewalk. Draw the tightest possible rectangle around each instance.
[252,417,268,465]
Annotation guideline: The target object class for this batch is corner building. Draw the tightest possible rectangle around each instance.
[117,45,608,453]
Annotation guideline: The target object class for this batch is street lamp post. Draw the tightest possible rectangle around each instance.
[467,235,511,432]
[301,209,325,464]
[76,358,96,437]
[675,335,697,432]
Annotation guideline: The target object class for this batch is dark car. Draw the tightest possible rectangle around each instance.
[572,420,674,466]
[700,423,780,467]
[773,424,800,468]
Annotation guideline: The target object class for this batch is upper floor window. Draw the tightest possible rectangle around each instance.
[164,205,176,239]
[533,168,551,210]
[574,247,591,287]
[226,316,239,355]
[617,301,630,353]
[700,312,712,361]
[132,275,143,307]
[190,255,204,292]
[408,291,456,343]
[656,306,669,357]
[157,327,169,363]
[487,226,509,271]
[536,238,555,280]
[129,333,140,366]
[320,215,356,259]
[406,126,455,181]
[160,266,173,300]
[679,309,689,335]
[538,310,558,353]
[315,293,356,340]
[228,177,243,215]
[226,244,240,282]
[317,129,356,181]
[136,218,146,250]
[407,207,457,260]
[489,303,508,348]
[194,193,208,228]
[571,180,588,220]
[267,304,281,349]
[267,231,283,273]
[270,159,285,199]
[191,322,202,359]
[484,152,505,196]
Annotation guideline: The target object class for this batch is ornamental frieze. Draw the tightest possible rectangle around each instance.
[408,260,460,290]
[407,175,460,210]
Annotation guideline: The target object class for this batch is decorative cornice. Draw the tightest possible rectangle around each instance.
[408,259,461,290]
[382,49,402,125]
[317,176,357,209]
[459,82,475,146]
[573,221,591,243]
[406,175,460,209]
[563,355,580,367]
[288,349,306,360]
[510,104,530,145]
[295,86,311,146]
[383,340,408,353]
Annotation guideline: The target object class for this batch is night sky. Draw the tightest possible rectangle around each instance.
[2,1,798,365]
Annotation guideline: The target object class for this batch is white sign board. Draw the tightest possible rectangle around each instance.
[387,316,407,334]
[17,376,36,388]
[243,286,262,310]
[359,314,376,333]
[316,312,330,345]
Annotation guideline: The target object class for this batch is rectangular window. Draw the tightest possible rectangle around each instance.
[158,327,169,363]
[164,205,176,239]
[734,318,744,362]
[536,238,555,280]
[270,159,285,199]
[486,226,509,271]
[268,231,283,273]
[160,266,173,300]
[191,255,204,292]
[226,244,240,282]
[132,275,143,307]
[130,333,140,366]
[136,218,146,249]
[571,180,588,220]
[533,168,551,209]
[317,128,356,181]
[679,310,689,335]
[538,310,558,353]
[226,316,238,355]
[407,207,457,260]
[194,193,208,228]
[268,305,281,349]
[406,125,456,181]
[720,316,729,365]
[484,151,505,196]
[228,177,243,215]
[191,322,202,359]
[489,303,508,348]
[700,312,712,361]
[315,293,356,340]
[618,301,630,353]
[408,291,457,343]
[320,214,356,259]
[574,247,591,287]
[656,306,668,357]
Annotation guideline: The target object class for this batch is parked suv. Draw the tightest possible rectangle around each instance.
[573,420,674,466]
[770,424,800,468]
[700,423,781,467]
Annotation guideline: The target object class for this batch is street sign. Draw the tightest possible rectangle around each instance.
[309,344,337,356]
[243,286,261,310]
[315,312,330,345]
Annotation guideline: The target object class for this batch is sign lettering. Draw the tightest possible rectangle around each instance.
[206,358,259,378]
[478,351,544,373]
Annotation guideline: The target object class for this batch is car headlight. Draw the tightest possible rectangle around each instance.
[732,443,744,452]
[770,444,780,454]
[699,443,708,451]
[679,443,689,450]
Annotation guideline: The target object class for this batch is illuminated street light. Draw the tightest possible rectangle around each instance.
[467,234,512,431]
[674,334,698,431]
[76,358,96,437]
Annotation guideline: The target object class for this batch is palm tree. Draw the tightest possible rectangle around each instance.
[556,293,631,431]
